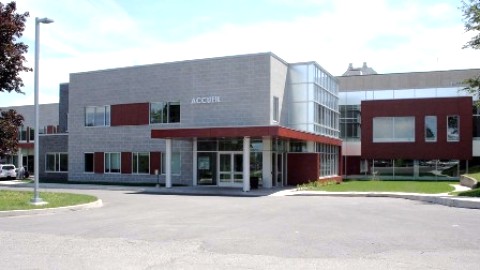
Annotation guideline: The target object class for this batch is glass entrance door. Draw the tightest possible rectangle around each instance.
[272,153,283,187]
[218,152,243,186]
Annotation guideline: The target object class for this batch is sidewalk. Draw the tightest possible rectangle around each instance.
[1,181,480,210]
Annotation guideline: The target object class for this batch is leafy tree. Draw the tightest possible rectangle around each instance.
[0,2,32,93]
[461,0,480,102]
[1,1,28,158]
[0,1,31,93]
[0,109,24,158]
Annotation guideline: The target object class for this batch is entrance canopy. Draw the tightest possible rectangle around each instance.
[151,125,341,146]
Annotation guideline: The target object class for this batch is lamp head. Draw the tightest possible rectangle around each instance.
[36,17,54,24]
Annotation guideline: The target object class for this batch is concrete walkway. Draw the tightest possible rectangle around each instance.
[1,181,479,210]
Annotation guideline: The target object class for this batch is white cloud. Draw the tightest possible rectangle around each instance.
[2,0,479,107]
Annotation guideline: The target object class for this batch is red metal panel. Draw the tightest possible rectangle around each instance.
[111,103,150,126]
[287,153,319,185]
[344,156,362,175]
[94,152,104,174]
[151,126,342,145]
[150,152,161,175]
[18,143,34,149]
[361,97,472,160]
[121,152,132,174]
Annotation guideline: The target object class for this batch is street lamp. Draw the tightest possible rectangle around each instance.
[31,17,53,205]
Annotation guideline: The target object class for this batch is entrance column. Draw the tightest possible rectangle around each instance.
[165,138,172,188]
[193,138,197,186]
[243,136,250,192]
[262,136,272,188]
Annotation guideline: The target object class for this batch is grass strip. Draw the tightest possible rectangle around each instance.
[0,190,97,211]
[298,180,456,194]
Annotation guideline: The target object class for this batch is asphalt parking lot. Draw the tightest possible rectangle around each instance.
[0,186,479,269]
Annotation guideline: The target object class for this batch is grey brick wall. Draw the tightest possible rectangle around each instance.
[39,134,68,182]
[0,103,58,129]
[67,53,287,184]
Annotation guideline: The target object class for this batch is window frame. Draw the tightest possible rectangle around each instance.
[85,105,110,127]
[132,152,150,174]
[372,116,415,143]
[84,152,94,173]
[104,152,121,174]
[150,102,181,124]
[447,115,460,142]
[45,152,68,173]
[424,116,437,142]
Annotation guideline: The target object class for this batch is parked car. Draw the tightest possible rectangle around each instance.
[0,164,17,180]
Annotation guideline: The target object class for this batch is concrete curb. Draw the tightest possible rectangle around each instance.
[0,199,103,217]
[284,190,480,210]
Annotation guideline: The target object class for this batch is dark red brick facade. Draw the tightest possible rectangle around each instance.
[111,103,150,126]
[361,97,472,160]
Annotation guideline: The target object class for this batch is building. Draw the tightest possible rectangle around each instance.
[3,53,480,186]
[339,66,480,180]
[38,52,340,190]
[0,103,59,174]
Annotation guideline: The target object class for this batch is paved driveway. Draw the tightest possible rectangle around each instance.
[0,187,479,269]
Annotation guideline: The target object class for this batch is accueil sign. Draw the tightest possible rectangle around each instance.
[191,96,221,104]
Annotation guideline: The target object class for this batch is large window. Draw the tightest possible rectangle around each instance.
[132,152,150,174]
[150,102,181,124]
[447,115,460,142]
[85,106,110,126]
[425,116,437,142]
[84,153,94,173]
[45,153,68,172]
[340,105,361,140]
[104,152,120,173]
[161,152,181,175]
[373,117,415,142]
[316,143,339,177]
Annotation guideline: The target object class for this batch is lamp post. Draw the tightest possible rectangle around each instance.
[31,17,53,205]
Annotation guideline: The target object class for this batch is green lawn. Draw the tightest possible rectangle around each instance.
[0,190,98,211]
[298,180,456,194]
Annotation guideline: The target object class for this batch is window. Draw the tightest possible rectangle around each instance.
[425,116,437,142]
[150,102,181,124]
[29,127,34,141]
[132,152,150,174]
[104,152,120,173]
[161,152,181,175]
[45,153,68,172]
[273,96,279,122]
[340,105,361,140]
[84,153,94,172]
[18,126,27,141]
[373,117,415,142]
[85,106,110,126]
[447,115,460,142]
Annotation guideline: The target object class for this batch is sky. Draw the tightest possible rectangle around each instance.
[1,0,480,107]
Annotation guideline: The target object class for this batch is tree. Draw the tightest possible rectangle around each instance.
[1,1,28,159]
[461,0,480,102]
[0,1,31,93]
[0,109,24,158]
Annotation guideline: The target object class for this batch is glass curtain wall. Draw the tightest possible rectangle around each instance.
[288,63,340,138]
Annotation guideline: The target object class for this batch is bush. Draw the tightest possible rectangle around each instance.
[457,188,480,197]
[297,179,337,190]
